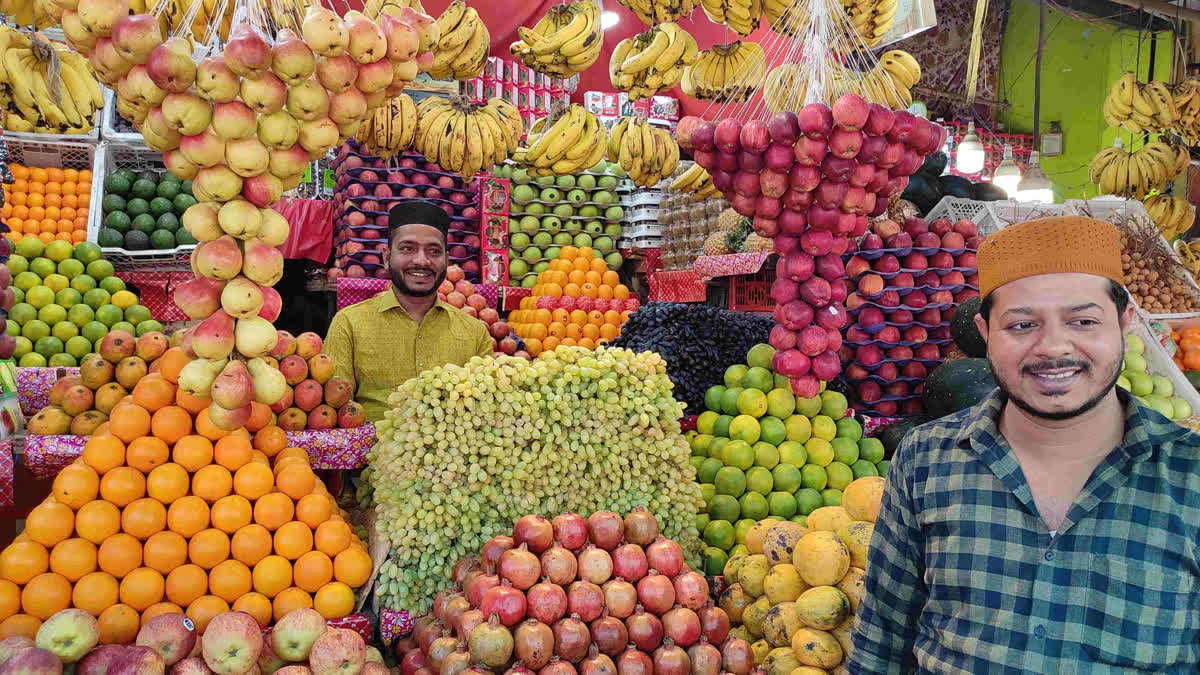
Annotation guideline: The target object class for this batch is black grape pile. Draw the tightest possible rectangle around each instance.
[612,302,775,414]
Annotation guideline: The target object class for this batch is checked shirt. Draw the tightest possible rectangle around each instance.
[848,388,1200,674]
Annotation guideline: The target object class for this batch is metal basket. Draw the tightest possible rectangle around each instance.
[99,88,148,148]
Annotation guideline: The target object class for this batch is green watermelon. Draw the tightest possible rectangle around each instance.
[877,417,928,456]
[951,296,987,357]
[922,358,997,419]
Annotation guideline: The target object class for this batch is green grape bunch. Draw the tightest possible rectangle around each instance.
[368,346,706,612]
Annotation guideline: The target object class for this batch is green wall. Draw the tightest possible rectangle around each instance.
[997,0,1174,201]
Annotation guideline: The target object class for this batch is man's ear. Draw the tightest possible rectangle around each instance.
[1118,299,1136,330]
[974,312,989,345]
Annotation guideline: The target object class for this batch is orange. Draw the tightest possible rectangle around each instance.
[165,564,208,607]
[214,436,252,472]
[525,338,543,357]
[97,533,142,578]
[614,284,630,300]
[249,451,269,467]
[602,270,619,286]
[192,465,233,504]
[273,521,313,561]
[578,246,595,260]
[0,614,41,640]
[273,448,309,465]
[141,602,184,628]
[49,538,97,582]
[1185,349,1200,371]
[253,493,294,531]
[150,406,192,445]
[176,389,211,416]
[157,349,189,384]
[245,402,272,432]
[210,495,252,534]
[582,323,600,341]
[172,435,214,472]
[543,336,560,351]
[0,580,17,622]
[314,520,352,558]
[132,376,175,413]
[121,498,167,540]
[604,310,622,325]
[578,338,595,350]
[142,531,188,574]
[82,435,126,475]
[186,595,229,634]
[314,582,355,619]
[252,555,292,598]
[293,551,333,593]
[110,403,152,443]
[584,270,602,286]
[572,257,590,272]
[270,456,307,476]
[231,524,273,567]
[25,501,74,548]
[22,572,72,619]
[147,463,189,505]
[100,466,147,507]
[72,571,118,617]
[188,529,230,570]
[275,463,315,500]
[232,592,272,628]
[119,567,164,612]
[1,541,48,585]
[295,494,332,529]
[559,338,577,348]
[272,587,312,622]
[597,285,613,300]
[333,548,371,587]
[52,464,99,509]
[166,496,210,538]
[233,462,273,501]
[253,426,288,458]
[126,436,169,474]
[208,560,252,603]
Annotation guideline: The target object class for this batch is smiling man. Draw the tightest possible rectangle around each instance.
[849,216,1200,673]
[323,200,492,421]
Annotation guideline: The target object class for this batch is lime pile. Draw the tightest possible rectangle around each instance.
[687,343,887,571]
[1120,332,1193,420]
[97,167,199,251]
[5,236,161,366]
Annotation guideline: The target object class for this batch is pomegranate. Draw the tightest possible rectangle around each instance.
[671,572,709,611]
[644,538,684,577]
[577,546,613,585]
[539,657,577,675]
[651,638,690,675]
[661,606,701,646]
[514,618,555,670]
[414,667,433,675]
[429,632,458,671]
[444,595,472,631]
[601,579,637,619]
[456,609,485,642]
[616,644,653,675]
[514,515,554,553]
[611,544,648,582]
[526,578,569,625]
[467,566,500,607]
[434,589,463,620]
[621,508,659,546]
[552,614,591,663]
[452,556,482,585]
[587,511,623,550]
[401,647,427,675]
[483,534,515,566]
[540,545,579,585]
[552,512,589,550]
[416,617,447,653]
[687,638,721,675]
[566,580,605,622]
[468,614,515,669]
[635,573,675,615]
[505,666,536,675]
[624,606,664,652]
[697,605,730,645]
[499,544,541,590]
[720,638,754,675]
[589,613,628,656]
[441,644,472,675]
[580,645,617,675]
[481,582,528,626]
[394,636,416,658]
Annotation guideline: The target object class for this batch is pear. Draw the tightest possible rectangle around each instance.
[301,5,348,57]
[235,316,280,358]
[178,358,228,397]
[344,10,387,64]
[272,28,316,86]
[247,358,289,406]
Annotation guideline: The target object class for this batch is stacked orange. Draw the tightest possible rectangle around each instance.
[0,361,372,645]
[1,164,92,244]
[1171,326,1200,372]
[507,245,639,355]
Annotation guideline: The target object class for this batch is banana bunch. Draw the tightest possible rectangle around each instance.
[0,29,104,134]
[143,0,234,42]
[364,0,427,18]
[510,1,603,79]
[615,0,699,25]
[429,0,490,81]
[1169,79,1200,145]
[356,95,420,158]
[764,0,808,37]
[1102,73,1177,135]
[700,0,763,36]
[761,50,919,112]
[1145,194,1196,240]
[610,23,699,101]
[607,116,680,188]
[513,104,608,177]
[0,0,62,27]
[668,163,721,200]
[842,0,899,47]
[681,41,766,103]
[1089,140,1190,199]
[414,96,524,178]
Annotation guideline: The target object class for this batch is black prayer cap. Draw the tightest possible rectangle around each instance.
[388,200,451,239]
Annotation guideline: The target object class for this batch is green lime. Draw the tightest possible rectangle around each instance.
[698,457,723,484]
[101,194,127,214]
[12,336,32,358]
[821,488,843,507]
[105,211,132,232]
[774,372,790,390]
[113,168,137,185]
[707,437,728,460]
[785,415,812,443]
[738,492,769,521]
[700,483,716,505]
[156,212,180,232]
[47,352,76,367]
[746,343,776,369]
[737,388,768,417]
[175,229,198,246]
[875,460,890,477]
[690,456,706,472]
[722,440,755,470]
[703,547,729,574]
[753,441,779,469]
[826,461,853,490]
[707,495,741,523]
[150,230,176,249]
[729,415,761,444]
[11,288,22,304]
[4,320,16,336]
[180,180,193,196]
[34,335,64,357]
[54,288,81,307]
[64,335,92,359]
[795,395,822,417]
[766,388,795,417]
[12,272,39,292]
[806,438,833,466]
[29,258,56,278]
[173,194,198,213]
[14,237,44,259]
[724,364,748,388]
[25,287,53,309]
[157,181,180,200]
[800,464,828,491]
[73,242,102,264]
[850,459,879,479]
[150,197,173,217]
[95,304,123,327]
[42,274,67,292]
[690,433,713,457]
[81,321,108,344]
[835,416,863,441]
[858,437,885,463]
[82,288,111,309]
[758,416,786,446]
[104,173,131,195]
[714,466,747,497]
[110,321,135,335]
[70,274,96,295]
[811,415,837,441]
[56,259,84,279]
[703,519,736,550]
[696,514,710,532]
[87,259,114,279]
[721,387,744,415]
[734,519,756,544]
[713,415,733,439]
[705,385,727,412]
[831,438,860,465]
[745,466,773,494]
[131,179,158,200]
[768,492,798,519]
[99,276,125,294]
[136,320,163,337]
[772,463,803,493]
[18,352,47,367]
[125,198,150,218]
[137,170,160,184]
[10,302,35,325]
[777,440,807,467]
[38,304,67,325]
[51,321,78,341]
[7,254,28,275]
[124,230,150,251]
[820,391,849,419]
[696,411,719,435]
[742,366,774,393]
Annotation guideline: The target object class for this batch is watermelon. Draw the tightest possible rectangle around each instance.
[922,358,997,419]
[877,417,928,457]
[951,296,987,357]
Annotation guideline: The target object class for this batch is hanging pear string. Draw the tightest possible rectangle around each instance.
[964,0,989,106]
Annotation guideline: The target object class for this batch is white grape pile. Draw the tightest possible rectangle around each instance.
[365,346,705,612]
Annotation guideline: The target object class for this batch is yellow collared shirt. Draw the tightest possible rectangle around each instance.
[323,290,493,421]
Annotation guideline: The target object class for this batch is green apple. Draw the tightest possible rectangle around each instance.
[541,216,562,232]
[540,187,562,202]
[604,224,623,238]
[1171,396,1192,419]
[556,175,576,189]
[577,174,597,190]
[553,232,574,245]
[1152,375,1174,398]
[519,216,539,234]
[535,176,556,186]
[510,233,531,248]
[1123,352,1147,373]
[512,185,536,202]
[1126,334,1144,355]
[553,203,574,218]
[511,168,531,184]
[533,231,553,247]
[605,206,624,220]
[567,189,587,203]
[598,175,619,188]
[594,191,615,205]
[526,202,547,215]
[584,221,604,234]
[579,205,600,218]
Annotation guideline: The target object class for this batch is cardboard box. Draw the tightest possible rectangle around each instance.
[619,93,650,118]
[504,83,521,109]
[583,91,605,115]
[539,90,552,113]
[512,64,532,86]
[483,81,502,101]
[517,85,535,113]
[584,91,619,117]
[465,78,484,102]
[485,57,505,81]
[522,111,538,135]
[650,95,680,122]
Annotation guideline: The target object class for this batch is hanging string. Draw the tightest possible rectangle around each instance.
[964,0,988,105]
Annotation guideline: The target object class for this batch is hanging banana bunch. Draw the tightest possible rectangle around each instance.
[1089,139,1190,200]
[513,104,608,177]
[841,0,899,47]
[1103,73,1178,136]
[429,0,490,81]
[1145,194,1196,241]
[414,96,524,178]
[669,163,721,200]
[1170,79,1200,145]
[0,29,104,134]
[764,0,809,37]
[363,0,428,19]
[608,117,679,188]
[510,1,603,79]
[356,95,420,158]
[615,0,699,25]
[700,0,763,37]
[681,42,766,103]
[610,23,699,101]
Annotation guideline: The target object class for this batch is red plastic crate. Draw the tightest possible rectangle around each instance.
[729,267,775,312]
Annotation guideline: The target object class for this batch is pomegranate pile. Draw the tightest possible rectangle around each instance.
[398,509,749,675]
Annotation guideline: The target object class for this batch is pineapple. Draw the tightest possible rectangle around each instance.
[703,232,730,256]
[717,208,743,233]
[744,234,774,253]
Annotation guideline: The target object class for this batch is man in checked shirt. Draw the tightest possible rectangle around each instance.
[849,216,1200,673]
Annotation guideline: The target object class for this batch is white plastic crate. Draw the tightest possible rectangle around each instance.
[3,133,102,240]
[100,88,148,148]
[925,196,1076,236]
[627,235,663,248]
[626,205,660,224]
[625,222,662,239]
[620,191,662,208]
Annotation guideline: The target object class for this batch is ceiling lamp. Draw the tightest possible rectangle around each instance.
[992,144,1022,197]
[601,10,620,29]
[1015,151,1053,203]
[955,121,985,175]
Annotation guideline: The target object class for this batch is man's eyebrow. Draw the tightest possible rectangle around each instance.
[1068,302,1101,312]
[1000,307,1033,317]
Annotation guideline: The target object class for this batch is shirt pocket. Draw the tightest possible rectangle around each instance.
[1081,557,1198,669]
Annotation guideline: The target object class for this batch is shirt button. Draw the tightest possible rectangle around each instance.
[1044,551,1054,561]
[1034,625,1046,638]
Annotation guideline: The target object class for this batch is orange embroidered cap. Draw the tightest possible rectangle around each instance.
[977,216,1125,297]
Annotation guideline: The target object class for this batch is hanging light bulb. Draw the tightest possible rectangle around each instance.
[956,121,986,174]
[992,144,1022,197]
[1016,151,1054,203]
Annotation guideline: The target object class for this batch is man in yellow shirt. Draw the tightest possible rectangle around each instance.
[324,201,492,421]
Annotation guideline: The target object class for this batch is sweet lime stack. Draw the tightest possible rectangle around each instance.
[689,343,887,573]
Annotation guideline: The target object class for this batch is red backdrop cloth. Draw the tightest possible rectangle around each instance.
[277,197,338,264]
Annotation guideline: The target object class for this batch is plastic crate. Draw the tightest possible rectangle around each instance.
[624,222,661,239]
[99,88,147,148]
[925,196,1076,236]
[728,266,775,312]
[1130,314,1200,414]
[3,133,102,240]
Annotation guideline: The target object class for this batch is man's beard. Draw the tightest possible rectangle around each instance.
[390,265,446,298]
[993,350,1124,421]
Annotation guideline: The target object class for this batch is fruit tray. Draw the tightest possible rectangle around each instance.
[509,211,623,224]
[846,245,974,260]
[340,164,471,185]
[850,296,957,312]
[341,203,478,226]
[851,318,951,334]
[99,88,144,147]
[626,205,661,223]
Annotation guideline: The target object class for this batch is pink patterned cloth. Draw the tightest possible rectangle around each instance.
[649,270,706,303]
[337,278,389,310]
[380,608,414,645]
[0,439,12,507]
[116,271,191,322]
[18,367,77,417]
[326,613,373,643]
[24,424,377,479]
[692,252,771,278]
[503,286,531,311]
[863,415,904,438]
